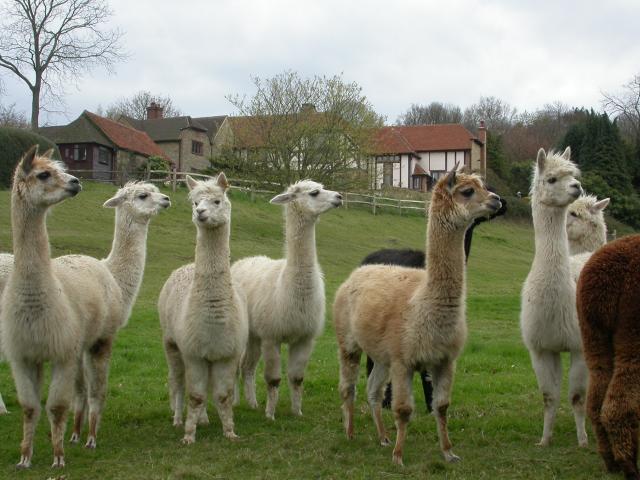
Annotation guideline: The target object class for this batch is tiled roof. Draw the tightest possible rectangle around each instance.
[122,115,227,142]
[373,124,481,155]
[84,111,168,158]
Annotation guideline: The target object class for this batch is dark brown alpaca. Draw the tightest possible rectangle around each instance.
[577,234,640,480]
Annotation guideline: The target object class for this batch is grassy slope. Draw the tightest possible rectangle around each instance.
[0,182,624,479]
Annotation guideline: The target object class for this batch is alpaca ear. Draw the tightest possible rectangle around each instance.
[103,194,125,208]
[591,198,610,213]
[42,148,55,159]
[456,162,466,173]
[561,146,571,160]
[216,172,229,191]
[445,167,457,192]
[536,148,546,172]
[270,192,294,204]
[20,144,39,175]
[186,175,198,191]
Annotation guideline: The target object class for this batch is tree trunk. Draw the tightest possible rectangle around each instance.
[30,82,40,130]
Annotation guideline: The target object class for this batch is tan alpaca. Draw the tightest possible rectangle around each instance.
[334,167,501,466]
[69,182,170,444]
[0,146,123,468]
[158,173,248,444]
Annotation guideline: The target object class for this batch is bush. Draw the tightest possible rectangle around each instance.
[0,127,61,188]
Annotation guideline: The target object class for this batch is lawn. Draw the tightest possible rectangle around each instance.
[0,181,625,479]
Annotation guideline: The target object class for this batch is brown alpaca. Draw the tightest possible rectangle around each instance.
[577,234,640,479]
[334,167,501,466]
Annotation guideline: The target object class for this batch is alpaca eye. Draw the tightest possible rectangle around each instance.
[138,193,148,200]
[570,212,578,217]
[36,171,51,180]
[548,177,557,184]
[193,201,198,207]
[461,188,474,198]
[309,191,320,197]
[214,200,221,205]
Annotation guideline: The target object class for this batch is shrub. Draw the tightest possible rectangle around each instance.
[0,127,61,188]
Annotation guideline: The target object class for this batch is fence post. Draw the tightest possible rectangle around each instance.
[171,169,177,193]
[372,196,376,215]
[250,184,255,202]
[398,199,402,216]
[344,192,348,209]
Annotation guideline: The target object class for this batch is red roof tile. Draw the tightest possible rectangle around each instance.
[84,111,168,159]
[373,124,480,155]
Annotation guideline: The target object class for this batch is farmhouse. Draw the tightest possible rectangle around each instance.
[118,103,227,172]
[370,122,487,191]
[38,110,167,181]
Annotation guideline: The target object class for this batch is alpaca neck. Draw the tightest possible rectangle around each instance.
[11,196,54,286]
[192,222,232,296]
[418,215,466,304]
[569,226,607,255]
[532,201,570,268]
[283,207,318,272]
[103,209,149,309]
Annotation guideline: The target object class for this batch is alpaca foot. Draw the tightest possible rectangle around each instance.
[0,406,8,415]
[247,399,258,409]
[392,451,404,466]
[291,408,302,417]
[443,450,461,463]
[172,418,183,427]
[181,434,195,445]
[224,430,239,440]
[69,432,81,444]
[265,411,275,421]
[16,456,32,469]
[51,455,65,468]
[602,453,621,473]
[536,437,551,447]
[578,438,588,448]
[380,437,391,447]
[85,436,96,449]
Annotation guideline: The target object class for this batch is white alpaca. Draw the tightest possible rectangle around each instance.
[520,147,587,447]
[69,181,170,443]
[232,180,342,420]
[0,253,12,415]
[158,173,248,444]
[566,195,610,282]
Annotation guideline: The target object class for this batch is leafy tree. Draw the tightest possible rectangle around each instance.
[105,91,182,120]
[0,0,125,128]
[221,71,383,189]
[397,102,462,125]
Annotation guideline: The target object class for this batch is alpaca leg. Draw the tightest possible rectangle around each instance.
[431,360,460,463]
[390,363,414,466]
[568,350,588,447]
[288,337,314,417]
[182,357,208,444]
[84,338,113,449]
[338,347,361,440]
[242,335,261,409]
[70,356,87,443]
[0,392,8,414]
[421,370,434,413]
[46,359,76,468]
[11,360,43,469]
[211,359,239,439]
[530,350,562,446]
[262,339,281,421]
[367,361,390,446]
[601,366,640,479]
[164,339,185,427]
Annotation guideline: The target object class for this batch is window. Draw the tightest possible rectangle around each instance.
[383,163,393,186]
[192,140,203,155]
[98,147,110,166]
[72,145,86,161]
[412,176,422,190]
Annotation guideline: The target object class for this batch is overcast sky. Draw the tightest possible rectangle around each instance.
[1,0,639,126]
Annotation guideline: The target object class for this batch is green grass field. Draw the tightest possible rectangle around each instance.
[0,181,629,479]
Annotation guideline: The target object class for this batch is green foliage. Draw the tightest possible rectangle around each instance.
[0,127,61,188]
[486,132,509,181]
[137,155,171,178]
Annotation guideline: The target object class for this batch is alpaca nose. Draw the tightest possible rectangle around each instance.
[336,193,343,200]
[196,207,206,215]
[69,177,80,185]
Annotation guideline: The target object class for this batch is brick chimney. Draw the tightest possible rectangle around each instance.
[147,102,164,120]
[478,120,487,178]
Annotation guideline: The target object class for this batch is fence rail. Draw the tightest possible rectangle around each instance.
[67,169,428,216]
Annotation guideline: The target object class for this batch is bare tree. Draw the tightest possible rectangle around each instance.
[397,102,462,125]
[224,71,383,188]
[602,74,640,144]
[0,0,125,128]
[463,96,517,134]
[105,90,182,120]
[0,101,29,127]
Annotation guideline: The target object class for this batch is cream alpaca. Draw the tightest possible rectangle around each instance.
[232,180,342,420]
[334,167,501,466]
[0,146,127,469]
[158,173,248,444]
[0,252,12,415]
[69,182,170,443]
[520,147,587,447]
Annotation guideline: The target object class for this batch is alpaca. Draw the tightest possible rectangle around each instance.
[158,173,248,444]
[69,181,170,444]
[231,180,342,420]
[334,167,501,466]
[577,234,640,479]
[567,194,609,255]
[362,189,508,412]
[520,147,587,448]
[0,253,12,415]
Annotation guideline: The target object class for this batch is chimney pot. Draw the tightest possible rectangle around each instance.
[147,102,164,120]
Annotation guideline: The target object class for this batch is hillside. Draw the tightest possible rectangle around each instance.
[0,181,626,479]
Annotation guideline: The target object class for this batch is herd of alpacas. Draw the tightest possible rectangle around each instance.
[0,144,638,477]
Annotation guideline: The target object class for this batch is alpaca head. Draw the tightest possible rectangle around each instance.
[566,194,609,244]
[531,147,582,207]
[103,182,171,220]
[429,165,502,229]
[186,173,230,228]
[13,145,81,208]
[269,180,343,217]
